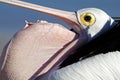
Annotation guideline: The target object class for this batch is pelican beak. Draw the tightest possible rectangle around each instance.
[0,0,82,34]
[0,0,88,79]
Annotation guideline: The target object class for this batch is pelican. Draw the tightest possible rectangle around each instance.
[0,0,117,80]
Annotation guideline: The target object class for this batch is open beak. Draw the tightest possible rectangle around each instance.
[0,0,88,80]
[0,0,82,34]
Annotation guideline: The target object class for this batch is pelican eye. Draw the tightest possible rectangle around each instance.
[84,15,91,22]
[80,13,96,27]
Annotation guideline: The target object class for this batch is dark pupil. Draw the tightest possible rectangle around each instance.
[84,16,91,22]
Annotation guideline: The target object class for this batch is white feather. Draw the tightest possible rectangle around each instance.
[50,51,120,80]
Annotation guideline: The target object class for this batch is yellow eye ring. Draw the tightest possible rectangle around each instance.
[80,13,96,27]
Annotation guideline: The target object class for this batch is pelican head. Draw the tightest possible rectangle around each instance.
[77,8,115,40]
[0,0,116,80]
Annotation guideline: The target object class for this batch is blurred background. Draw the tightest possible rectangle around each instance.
[0,0,120,54]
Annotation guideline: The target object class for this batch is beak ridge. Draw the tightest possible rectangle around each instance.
[0,0,81,33]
